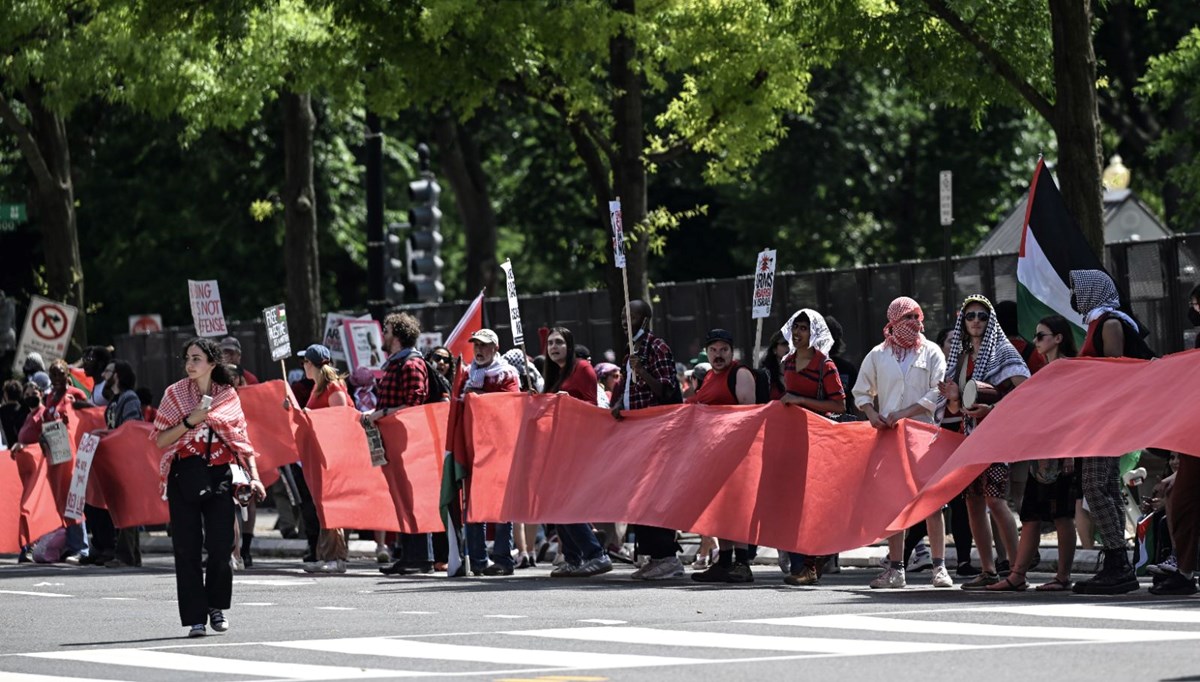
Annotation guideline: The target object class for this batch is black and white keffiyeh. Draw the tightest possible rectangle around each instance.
[945,294,1030,389]
[780,308,834,356]
[1069,269,1139,333]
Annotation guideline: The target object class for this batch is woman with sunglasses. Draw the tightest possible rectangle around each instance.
[985,315,1079,591]
[938,295,1030,590]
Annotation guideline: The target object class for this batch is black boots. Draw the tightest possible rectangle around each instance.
[1074,547,1138,595]
[240,534,253,569]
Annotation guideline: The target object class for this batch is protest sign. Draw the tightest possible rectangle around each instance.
[262,304,291,361]
[188,280,227,337]
[417,332,444,356]
[608,200,626,269]
[499,259,524,347]
[13,295,78,370]
[64,433,101,520]
[361,415,387,467]
[322,312,370,361]
[751,249,777,320]
[343,319,386,371]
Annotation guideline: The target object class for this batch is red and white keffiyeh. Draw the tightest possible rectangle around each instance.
[152,379,254,499]
[883,296,925,359]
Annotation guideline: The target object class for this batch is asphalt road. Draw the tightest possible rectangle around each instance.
[1,558,1198,682]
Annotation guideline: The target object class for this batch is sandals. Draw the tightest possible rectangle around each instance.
[985,575,1028,592]
[1036,577,1073,592]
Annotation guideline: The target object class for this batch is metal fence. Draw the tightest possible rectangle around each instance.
[117,233,1200,401]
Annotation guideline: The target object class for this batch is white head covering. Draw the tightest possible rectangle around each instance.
[780,308,834,356]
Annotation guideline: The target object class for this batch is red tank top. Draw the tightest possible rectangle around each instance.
[307,383,349,409]
[687,362,741,405]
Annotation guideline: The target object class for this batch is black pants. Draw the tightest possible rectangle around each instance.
[86,504,115,559]
[291,464,321,560]
[949,494,974,564]
[168,460,234,627]
[114,527,142,566]
[631,524,679,560]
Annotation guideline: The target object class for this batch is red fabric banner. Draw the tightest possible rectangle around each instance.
[90,422,170,528]
[463,393,969,556]
[0,450,64,553]
[295,407,401,532]
[239,381,305,488]
[377,402,447,533]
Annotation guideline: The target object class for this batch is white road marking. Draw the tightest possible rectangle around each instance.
[739,614,1200,642]
[973,603,1200,624]
[267,636,709,669]
[236,602,276,606]
[398,610,435,614]
[0,590,71,598]
[31,582,63,587]
[0,673,115,682]
[233,579,316,586]
[315,606,356,611]
[484,614,528,619]
[514,626,974,655]
[101,597,137,601]
[20,649,407,679]
[577,619,627,625]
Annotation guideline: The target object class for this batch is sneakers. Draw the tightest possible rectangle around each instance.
[375,544,391,564]
[870,567,906,589]
[303,561,323,573]
[691,563,733,583]
[516,554,536,569]
[551,562,579,577]
[481,562,514,576]
[208,609,228,633]
[908,543,932,572]
[1148,555,1178,577]
[784,565,820,586]
[931,565,954,588]
[62,553,83,566]
[961,571,999,590]
[995,559,1011,577]
[1149,572,1198,596]
[188,624,207,638]
[575,554,614,578]
[956,562,981,577]
[319,560,346,574]
[727,562,754,584]
[634,556,685,581]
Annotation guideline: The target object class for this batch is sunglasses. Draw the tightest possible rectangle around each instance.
[433,355,451,363]
[963,311,990,322]
[1034,332,1054,340]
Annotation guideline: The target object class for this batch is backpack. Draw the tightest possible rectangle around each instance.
[726,364,771,404]
[423,357,451,403]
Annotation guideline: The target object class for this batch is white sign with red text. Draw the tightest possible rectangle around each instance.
[751,249,777,320]
[64,433,101,520]
[188,280,228,337]
[14,295,78,371]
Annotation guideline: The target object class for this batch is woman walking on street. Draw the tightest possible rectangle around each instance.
[300,344,351,574]
[154,338,265,638]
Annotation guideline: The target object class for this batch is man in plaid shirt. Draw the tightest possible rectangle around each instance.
[373,312,432,575]
[610,299,685,581]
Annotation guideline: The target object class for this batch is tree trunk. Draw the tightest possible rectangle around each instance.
[434,112,499,297]
[608,0,650,346]
[1049,0,1105,256]
[282,91,321,346]
[23,86,87,354]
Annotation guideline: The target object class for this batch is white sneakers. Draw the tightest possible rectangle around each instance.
[632,556,685,580]
[870,566,907,589]
[931,564,954,588]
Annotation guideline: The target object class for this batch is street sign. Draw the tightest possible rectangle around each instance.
[262,304,291,361]
[13,295,78,370]
[0,203,26,233]
[939,171,953,226]
[128,314,163,335]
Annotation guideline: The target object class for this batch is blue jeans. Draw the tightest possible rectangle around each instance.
[465,522,513,569]
[557,523,603,565]
[66,521,89,557]
[398,533,432,565]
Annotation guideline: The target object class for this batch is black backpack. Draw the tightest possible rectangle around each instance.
[423,357,451,403]
[726,364,771,404]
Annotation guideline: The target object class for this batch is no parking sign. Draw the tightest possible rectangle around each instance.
[13,295,78,370]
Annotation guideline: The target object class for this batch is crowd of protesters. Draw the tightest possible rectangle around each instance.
[4,271,1200,637]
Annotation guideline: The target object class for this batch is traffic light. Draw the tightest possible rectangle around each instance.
[406,175,444,303]
[384,221,408,305]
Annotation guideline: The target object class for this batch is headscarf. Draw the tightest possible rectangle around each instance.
[152,379,254,500]
[883,296,925,359]
[1069,269,1139,333]
[945,294,1031,389]
[780,308,834,356]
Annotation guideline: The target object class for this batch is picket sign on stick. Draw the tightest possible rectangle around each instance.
[609,198,635,356]
[262,304,291,403]
[750,248,778,361]
[498,259,530,365]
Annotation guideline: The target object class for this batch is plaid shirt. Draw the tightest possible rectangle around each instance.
[377,349,428,409]
[616,332,678,410]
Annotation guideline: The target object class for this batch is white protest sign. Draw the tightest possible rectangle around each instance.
[343,319,386,371]
[608,200,626,269]
[262,304,291,361]
[188,280,228,337]
[14,295,78,370]
[751,249,778,320]
[417,332,443,356]
[499,259,524,347]
[322,312,370,361]
[940,170,953,226]
[64,433,101,520]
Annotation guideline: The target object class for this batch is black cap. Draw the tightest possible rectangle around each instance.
[574,344,591,360]
[704,328,734,347]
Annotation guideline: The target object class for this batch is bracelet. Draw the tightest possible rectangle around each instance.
[181,417,193,429]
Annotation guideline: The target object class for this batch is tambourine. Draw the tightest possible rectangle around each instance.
[962,379,998,408]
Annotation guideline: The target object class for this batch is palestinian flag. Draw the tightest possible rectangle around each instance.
[444,291,484,362]
[439,356,470,576]
[1016,158,1108,345]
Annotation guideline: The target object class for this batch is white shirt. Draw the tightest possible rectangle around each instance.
[852,338,946,424]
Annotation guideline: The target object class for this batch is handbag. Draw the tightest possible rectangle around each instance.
[171,429,231,502]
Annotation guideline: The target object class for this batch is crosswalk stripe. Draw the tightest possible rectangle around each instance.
[737,614,1200,642]
[512,626,975,655]
[0,673,115,682]
[266,636,709,669]
[21,649,408,679]
[972,603,1200,624]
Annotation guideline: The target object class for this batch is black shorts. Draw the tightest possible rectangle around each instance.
[1018,466,1080,523]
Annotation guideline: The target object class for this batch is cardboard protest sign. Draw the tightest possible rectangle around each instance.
[262,304,291,361]
[343,319,386,371]
[14,295,78,370]
[751,249,778,320]
[322,312,370,361]
[188,280,228,337]
[64,433,101,520]
[608,200,626,268]
[499,259,524,347]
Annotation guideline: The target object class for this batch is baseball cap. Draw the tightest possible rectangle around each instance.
[29,371,51,392]
[219,336,242,352]
[469,329,500,346]
[704,328,734,347]
[297,344,332,366]
[574,344,592,360]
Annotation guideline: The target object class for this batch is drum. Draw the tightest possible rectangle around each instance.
[962,379,998,408]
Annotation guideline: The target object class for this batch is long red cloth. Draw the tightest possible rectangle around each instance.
[90,422,171,528]
[462,393,970,556]
[295,407,401,532]
[377,402,447,533]
[0,449,63,553]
